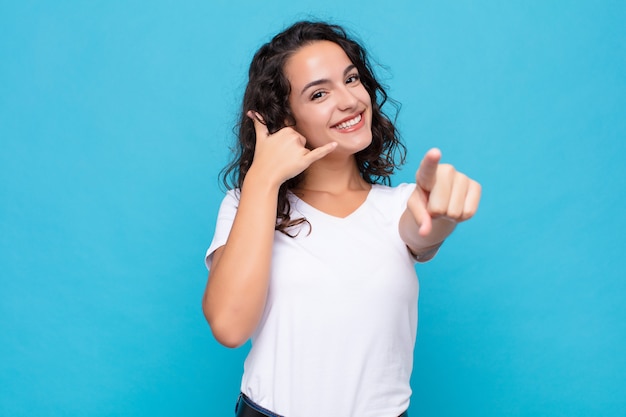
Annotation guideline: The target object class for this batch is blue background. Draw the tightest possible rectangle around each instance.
[1,1,625,416]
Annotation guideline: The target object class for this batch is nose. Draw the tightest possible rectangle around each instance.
[336,85,358,111]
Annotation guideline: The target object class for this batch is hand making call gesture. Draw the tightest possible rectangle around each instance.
[401,148,482,258]
[247,111,337,187]
[204,112,339,347]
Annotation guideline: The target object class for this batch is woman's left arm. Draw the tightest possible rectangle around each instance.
[399,148,482,261]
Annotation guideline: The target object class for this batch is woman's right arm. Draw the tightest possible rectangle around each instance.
[202,172,280,348]
[202,113,337,348]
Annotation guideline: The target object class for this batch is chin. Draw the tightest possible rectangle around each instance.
[337,137,373,156]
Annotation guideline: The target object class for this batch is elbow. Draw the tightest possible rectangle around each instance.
[209,319,250,349]
[216,335,248,349]
[202,301,250,348]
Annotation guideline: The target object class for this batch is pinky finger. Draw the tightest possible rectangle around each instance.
[304,141,338,163]
[462,180,482,220]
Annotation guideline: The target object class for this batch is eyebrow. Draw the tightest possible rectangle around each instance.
[299,64,357,96]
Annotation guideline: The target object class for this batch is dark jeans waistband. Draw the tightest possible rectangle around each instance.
[235,394,283,417]
[234,393,408,417]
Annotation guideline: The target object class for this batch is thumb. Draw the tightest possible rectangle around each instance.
[246,110,269,140]
[407,190,433,236]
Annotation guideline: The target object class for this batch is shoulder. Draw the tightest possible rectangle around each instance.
[215,188,241,216]
[371,183,415,202]
[223,188,241,203]
[367,183,415,217]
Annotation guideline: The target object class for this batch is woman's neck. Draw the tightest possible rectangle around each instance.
[296,156,369,195]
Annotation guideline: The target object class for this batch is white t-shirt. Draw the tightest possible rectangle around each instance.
[206,183,419,417]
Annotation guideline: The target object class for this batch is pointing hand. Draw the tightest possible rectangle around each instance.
[407,148,482,236]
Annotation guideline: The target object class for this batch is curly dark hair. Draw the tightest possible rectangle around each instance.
[221,20,406,235]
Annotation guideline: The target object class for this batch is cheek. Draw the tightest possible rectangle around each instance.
[295,106,327,131]
[360,87,373,107]
[296,115,330,148]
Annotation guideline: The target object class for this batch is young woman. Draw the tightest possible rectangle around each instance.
[203,21,481,417]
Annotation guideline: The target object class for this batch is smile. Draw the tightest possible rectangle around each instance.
[333,113,363,130]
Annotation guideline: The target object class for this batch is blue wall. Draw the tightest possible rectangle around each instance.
[1,1,624,416]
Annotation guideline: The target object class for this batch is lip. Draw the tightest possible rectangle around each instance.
[331,112,365,132]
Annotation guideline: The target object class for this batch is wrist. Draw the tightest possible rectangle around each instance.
[428,216,457,241]
[412,241,444,262]
[401,216,456,259]
[243,165,283,193]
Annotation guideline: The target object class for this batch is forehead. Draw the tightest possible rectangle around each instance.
[284,40,353,84]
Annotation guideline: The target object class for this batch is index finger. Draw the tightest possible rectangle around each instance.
[416,148,442,192]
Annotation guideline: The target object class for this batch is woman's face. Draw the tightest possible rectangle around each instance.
[284,41,373,156]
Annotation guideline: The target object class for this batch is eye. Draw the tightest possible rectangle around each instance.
[346,73,360,84]
[310,90,327,101]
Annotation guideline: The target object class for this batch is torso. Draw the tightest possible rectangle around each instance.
[206,183,420,417]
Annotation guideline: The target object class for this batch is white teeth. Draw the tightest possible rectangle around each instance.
[335,114,362,129]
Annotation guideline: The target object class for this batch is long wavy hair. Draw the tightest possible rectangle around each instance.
[221,21,406,235]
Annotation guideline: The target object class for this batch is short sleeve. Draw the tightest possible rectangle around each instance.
[395,183,417,212]
[205,189,240,270]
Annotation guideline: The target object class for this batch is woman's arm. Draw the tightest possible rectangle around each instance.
[202,113,337,348]
[202,173,280,348]
[399,148,482,261]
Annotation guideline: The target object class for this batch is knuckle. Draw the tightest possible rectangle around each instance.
[457,172,469,184]
[438,164,456,176]
[427,203,447,217]
[462,208,477,220]
[447,206,463,219]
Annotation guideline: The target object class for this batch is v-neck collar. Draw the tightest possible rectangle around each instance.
[288,185,377,221]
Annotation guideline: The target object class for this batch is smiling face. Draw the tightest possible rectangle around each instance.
[284,41,373,156]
